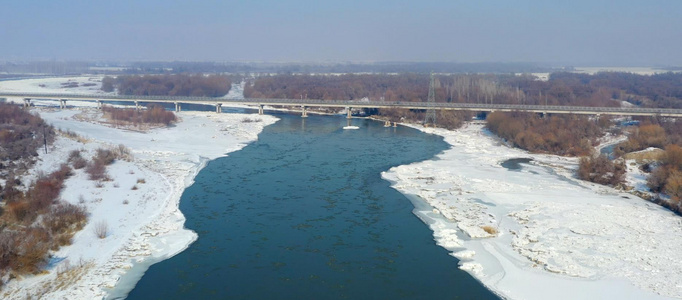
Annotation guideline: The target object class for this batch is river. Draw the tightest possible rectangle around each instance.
[124,113,498,299]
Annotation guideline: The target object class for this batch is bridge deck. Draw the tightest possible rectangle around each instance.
[3,92,682,117]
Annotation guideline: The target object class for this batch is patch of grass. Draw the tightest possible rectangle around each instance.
[481,225,499,235]
[623,148,665,162]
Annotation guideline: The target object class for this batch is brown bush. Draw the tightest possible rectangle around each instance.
[487,112,607,156]
[68,149,81,161]
[648,166,670,193]
[103,105,176,126]
[71,156,87,169]
[43,203,87,236]
[85,159,107,181]
[7,201,32,223]
[9,227,51,274]
[578,155,626,186]
[665,170,682,205]
[28,176,63,213]
[95,148,116,165]
[663,144,682,170]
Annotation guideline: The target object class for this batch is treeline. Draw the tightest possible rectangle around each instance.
[378,108,472,130]
[547,72,682,108]
[486,112,610,156]
[103,104,177,126]
[245,73,430,101]
[102,74,231,97]
[0,103,55,174]
[245,72,682,109]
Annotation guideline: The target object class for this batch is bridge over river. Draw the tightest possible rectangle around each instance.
[2,92,682,118]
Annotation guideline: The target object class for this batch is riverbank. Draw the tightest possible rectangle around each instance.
[383,123,681,299]
[0,106,277,299]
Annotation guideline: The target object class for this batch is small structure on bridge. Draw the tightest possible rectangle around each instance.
[424,73,437,126]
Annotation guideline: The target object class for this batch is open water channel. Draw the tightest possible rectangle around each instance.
[124,113,498,299]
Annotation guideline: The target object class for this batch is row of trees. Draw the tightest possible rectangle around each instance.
[103,104,177,126]
[244,72,682,108]
[102,74,231,97]
[486,112,610,156]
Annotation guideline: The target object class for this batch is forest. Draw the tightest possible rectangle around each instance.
[245,72,682,108]
[102,74,231,97]
[485,111,611,156]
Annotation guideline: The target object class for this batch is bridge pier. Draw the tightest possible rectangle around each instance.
[96,100,102,110]
[175,102,181,112]
[258,104,264,115]
[134,101,140,111]
[23,98,31,108]
[216,103,222,113]
[346,107,352,119]
[59,99,67,109]
[301,106,308,118]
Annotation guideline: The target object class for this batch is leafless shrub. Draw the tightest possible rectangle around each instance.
[241,117,262,123]
[42,202,87,236]
[136,178,146,184]
[71,156,87,169]
[93,221,109,239]
[111,144,133,162]
[122,199,129,205]
[131,185,138,190]
[95,148,116,165]
[86,159,108,181]
[68,150,81,161]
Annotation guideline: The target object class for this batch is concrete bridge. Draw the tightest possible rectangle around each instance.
[2,91,682,118]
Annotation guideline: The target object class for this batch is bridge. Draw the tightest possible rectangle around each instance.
[2,91,682,118]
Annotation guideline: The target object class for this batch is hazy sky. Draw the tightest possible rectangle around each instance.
[1,0,681,66]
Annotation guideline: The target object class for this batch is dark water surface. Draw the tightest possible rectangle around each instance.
[500,158,533,170]
[126,114,498,300]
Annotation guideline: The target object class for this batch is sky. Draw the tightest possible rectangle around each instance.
[1,0,681,66]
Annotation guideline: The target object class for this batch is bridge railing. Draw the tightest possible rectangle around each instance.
[2,91,682,116]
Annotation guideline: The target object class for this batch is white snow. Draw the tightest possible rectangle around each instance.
[0,77,278,299]
[3,76,682,299]
[0,76,114,95]
[383,123,681,300]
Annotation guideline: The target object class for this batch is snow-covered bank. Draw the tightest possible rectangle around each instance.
[0,106,277,299]
[383,123,680,299]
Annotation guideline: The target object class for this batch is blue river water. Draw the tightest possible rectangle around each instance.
[124,113,498,299]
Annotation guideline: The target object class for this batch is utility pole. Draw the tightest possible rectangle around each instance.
[43,127,47,154]
[424,73,437,126]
